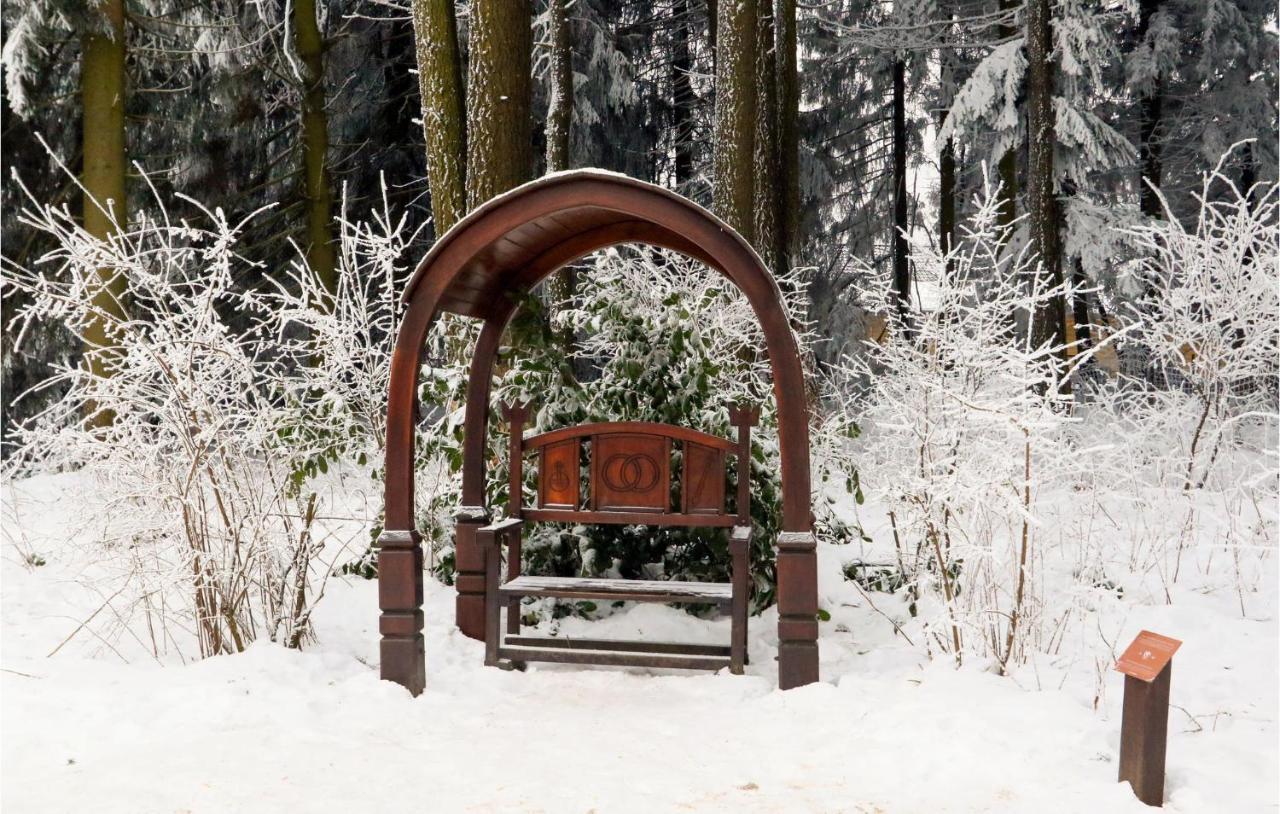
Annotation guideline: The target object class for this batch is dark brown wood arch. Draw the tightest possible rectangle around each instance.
[378,171,818,694]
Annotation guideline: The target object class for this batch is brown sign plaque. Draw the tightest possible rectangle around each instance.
[1116,630,1182,683]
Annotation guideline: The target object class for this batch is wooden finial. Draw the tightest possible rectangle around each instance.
[728,403,759,427]
[501,402,530,425]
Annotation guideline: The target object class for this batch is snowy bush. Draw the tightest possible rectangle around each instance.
[832,157,1278,674]
[1,179,413,659]
[1119,149,1279,491]
[836,176,1094,669]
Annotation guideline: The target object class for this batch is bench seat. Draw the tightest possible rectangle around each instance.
[500,575,733,605]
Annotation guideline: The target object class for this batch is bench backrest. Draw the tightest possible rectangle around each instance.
[502,403,759,528]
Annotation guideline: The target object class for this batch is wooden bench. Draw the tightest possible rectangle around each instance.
[478,404,759,674]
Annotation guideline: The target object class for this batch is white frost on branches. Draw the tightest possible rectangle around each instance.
[835,174,1087,668]
[1120,149,1279,491]
[2,175,413,660]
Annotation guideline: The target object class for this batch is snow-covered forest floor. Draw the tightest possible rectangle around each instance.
[3,467,1275,813]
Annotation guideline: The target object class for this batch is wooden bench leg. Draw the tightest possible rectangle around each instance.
[730,541,749,675]
[730,603,746,674]
[506,535,522,636]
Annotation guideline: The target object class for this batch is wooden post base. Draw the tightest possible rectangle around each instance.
[1119,663,1172,806]
[454,507,490,640]
[379,621,424,696]
[776,530,820,689]
[377,529,425,695]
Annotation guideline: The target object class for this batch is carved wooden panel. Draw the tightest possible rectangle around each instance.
[682,441,725,515]
[591,434,670,513]
[538,439,580,510]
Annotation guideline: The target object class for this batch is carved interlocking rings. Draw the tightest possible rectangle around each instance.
[601,453,661,493]
[548,461,571,492]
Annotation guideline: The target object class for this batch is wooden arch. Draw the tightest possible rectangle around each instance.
[378,171,819,694]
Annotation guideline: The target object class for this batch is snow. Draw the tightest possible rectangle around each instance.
[3,472,1276,812]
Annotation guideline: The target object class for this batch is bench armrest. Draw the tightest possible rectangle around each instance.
[477,517,524,544]
[730,525,752,557]
[479,518,525,595]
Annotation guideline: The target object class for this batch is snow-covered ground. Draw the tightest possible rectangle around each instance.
[2,472,1276,813]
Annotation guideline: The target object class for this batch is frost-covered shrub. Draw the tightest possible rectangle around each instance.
[833,155,1278,672]
[2,180,412,659]
[1119,150,1279,491]
[837,176,1085,669]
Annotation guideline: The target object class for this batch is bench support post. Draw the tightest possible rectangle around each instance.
[481,526,500,666]
[730,525,751,674]
[501,402,529,636]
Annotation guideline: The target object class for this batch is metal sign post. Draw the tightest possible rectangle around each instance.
[1116,630,1183,807]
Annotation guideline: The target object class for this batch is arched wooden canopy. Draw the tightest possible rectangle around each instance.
[378,171,819,695]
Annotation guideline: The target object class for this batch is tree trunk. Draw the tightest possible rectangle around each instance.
[776,0,800,272]
[939,126,956,276]
[671,0,694,187]
[1136,0,1164,219]
[892,56,911,331]
[713,0,756,241]
[1071,257,1092,349]
[752,2,782,274]
[81,0,129,426]
[466,0,533,209]
[412,0,468,233]
[545,0,572,174]
[545,0,575,355]
[1025,0,1067,358]
[1241,141,1257,207]
[938,4,957,281]
[292,0,336,297]
[996,0,1018,243]
[1061,177,1090,354]
[707,0,718,78]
